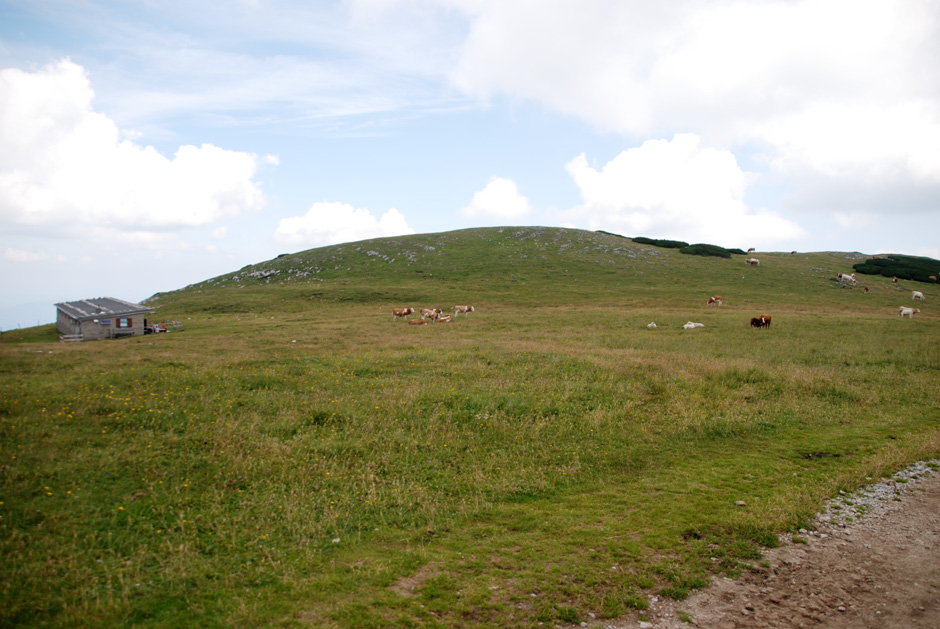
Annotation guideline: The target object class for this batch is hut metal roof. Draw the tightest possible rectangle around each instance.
[55,297,153,322]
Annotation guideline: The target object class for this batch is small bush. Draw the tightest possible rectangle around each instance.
[633,236,689,249]
[679,243,732,258]
[595,230,630,239]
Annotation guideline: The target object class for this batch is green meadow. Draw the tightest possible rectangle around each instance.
[2,227,939,627]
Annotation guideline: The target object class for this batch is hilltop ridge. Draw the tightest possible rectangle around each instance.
[145,226,931,318]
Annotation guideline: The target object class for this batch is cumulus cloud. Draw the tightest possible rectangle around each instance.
[274,201,415,247]
[559,134,805,247]
[460,177,532,220]
[0,59,273,235]
[449,0,940,200]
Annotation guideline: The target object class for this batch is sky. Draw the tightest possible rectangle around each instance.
[1,0,939,330]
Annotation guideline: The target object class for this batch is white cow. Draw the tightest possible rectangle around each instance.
[838,273,857,286]
[899,307,920,318]
[745,258,760,266]
[683,321,705,329]
[647,322,658,329]
[912,291,925,301]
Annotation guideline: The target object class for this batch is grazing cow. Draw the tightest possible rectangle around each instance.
[837,272,857,286]
[392,307,415,321]
[864,286,869,293]
[790,251,797,255]
[912,291,925,301]
[683,321,705,329]
[750,314,772,328]
[747,248,756,253]
[707,296,723,307]
[408,318,427,325]
[745,258,760,266]
[421,308,443,320]
[899,307,920,318]
[454,305,474,316]
[893,277,899,285]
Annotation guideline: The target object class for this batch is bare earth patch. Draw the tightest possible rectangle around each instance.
[587,463,940,628]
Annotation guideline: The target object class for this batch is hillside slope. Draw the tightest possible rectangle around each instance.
[146,226,900,317]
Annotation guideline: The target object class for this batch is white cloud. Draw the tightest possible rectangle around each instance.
[4,248,49,262]
[274,201,415,247]
[460,177,532,220]
[560,134,805,247]
[833,211,877,229]
[0,59,273,235]
[449,0,940,194]
[212,226,229,239]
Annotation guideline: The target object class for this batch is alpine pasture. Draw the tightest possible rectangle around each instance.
[2,227,938,627]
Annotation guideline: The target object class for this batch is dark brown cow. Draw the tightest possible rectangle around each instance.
[750,314,772,328]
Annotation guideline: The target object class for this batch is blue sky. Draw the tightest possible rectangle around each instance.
[2,0,939,329]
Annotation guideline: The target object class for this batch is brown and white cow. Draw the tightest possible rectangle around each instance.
[392,307,415,321]
[408,318,427,325]
[707,296,723,307]
[899,307,920,318]
[454,305,474,316]
[837,272,857,286]
[745,258,760,266]
[420,308,443,321]
[750,314,772,328]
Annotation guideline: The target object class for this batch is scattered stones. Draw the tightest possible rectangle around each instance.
[588,460,940,628]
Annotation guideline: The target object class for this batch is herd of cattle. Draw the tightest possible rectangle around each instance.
[392,305,474,325]
[391,263,931,329]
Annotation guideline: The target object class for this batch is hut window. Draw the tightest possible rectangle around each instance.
[117,317,132,328]
[100,319,112,326]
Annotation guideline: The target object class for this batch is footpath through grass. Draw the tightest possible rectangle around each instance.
[2,231,940,626]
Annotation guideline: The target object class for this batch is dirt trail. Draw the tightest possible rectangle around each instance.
[590,463,940,628]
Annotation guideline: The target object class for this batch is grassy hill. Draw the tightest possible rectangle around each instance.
[2,227,939,627]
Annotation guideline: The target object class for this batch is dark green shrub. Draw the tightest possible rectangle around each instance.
[595,230,630,239]
[679,244,732,258]
[853,254,940,283]
[633,237,689,249]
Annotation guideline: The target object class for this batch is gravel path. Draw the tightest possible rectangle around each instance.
[579,461,940,628]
